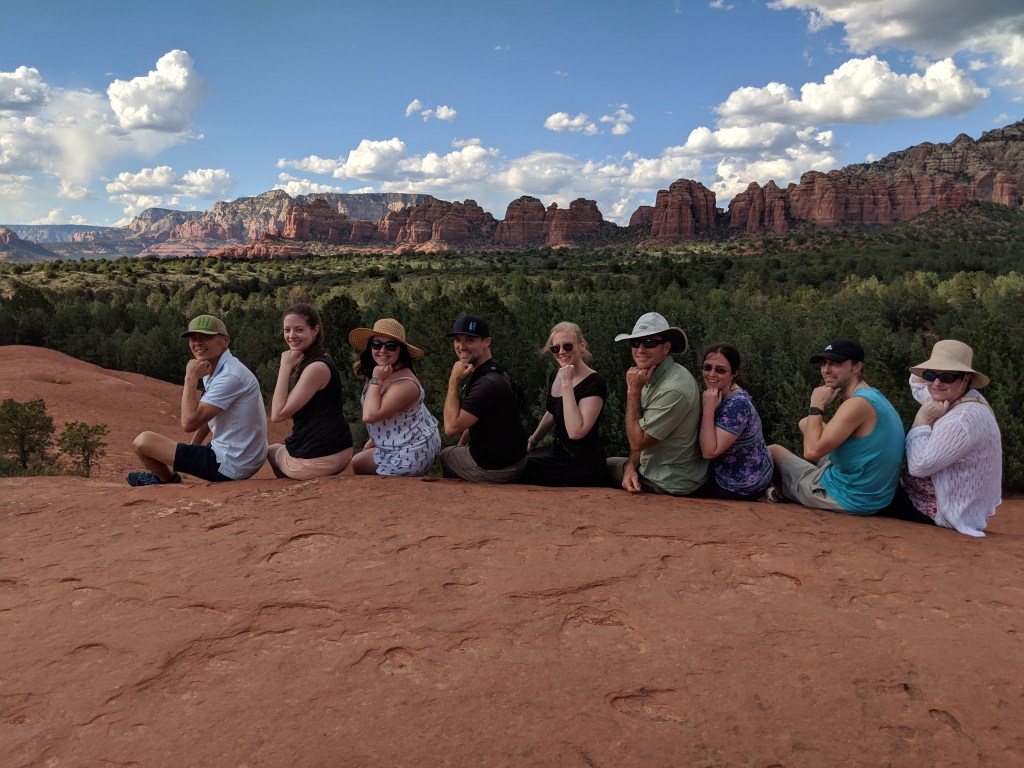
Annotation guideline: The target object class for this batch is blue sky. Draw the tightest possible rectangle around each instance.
[1,0,1022,226]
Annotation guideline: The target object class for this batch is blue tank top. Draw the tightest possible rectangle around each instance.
[820,388,905,514]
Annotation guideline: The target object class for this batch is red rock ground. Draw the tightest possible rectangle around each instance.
[2,346,1022,767]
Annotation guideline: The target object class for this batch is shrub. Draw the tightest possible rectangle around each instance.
[0,397,55,474]
[58,421,109,477]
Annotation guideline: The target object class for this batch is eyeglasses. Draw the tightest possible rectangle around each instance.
[370,339,401,351]
[922,370,966,384]
[629,338,665,349]
[549,343,574,354]
[702,363,730,375]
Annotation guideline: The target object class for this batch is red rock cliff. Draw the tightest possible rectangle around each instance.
[648,180,718,239]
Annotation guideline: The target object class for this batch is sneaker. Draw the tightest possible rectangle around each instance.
[126,471,181,487]
[764,486,782,503]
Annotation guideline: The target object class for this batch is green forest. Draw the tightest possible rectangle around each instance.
[3,202,1024,489]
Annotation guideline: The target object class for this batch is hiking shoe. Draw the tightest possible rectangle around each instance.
[126,471,181,487]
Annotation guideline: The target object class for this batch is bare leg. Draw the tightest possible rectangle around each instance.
[132,431,179,481]
[350,448,378,475]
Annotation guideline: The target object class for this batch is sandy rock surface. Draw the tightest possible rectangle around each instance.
[2,347,1022,767]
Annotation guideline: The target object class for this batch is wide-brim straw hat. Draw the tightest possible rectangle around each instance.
[348,318,424,359]
[614,311,688,354]
[909,339,989,388]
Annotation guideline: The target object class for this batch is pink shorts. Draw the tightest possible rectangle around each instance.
[268,444,351,480]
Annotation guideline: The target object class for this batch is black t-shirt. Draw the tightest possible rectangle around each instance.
[460,360,527,470]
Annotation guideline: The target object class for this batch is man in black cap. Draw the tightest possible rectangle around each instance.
[439,314,528,482]
[127,314,268,486]
[767,338,904,514]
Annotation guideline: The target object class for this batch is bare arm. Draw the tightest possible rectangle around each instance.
[558,367,603,441]
[271,356,330,423]
[362,372,420,424]
[528,411,556,451]
[181,359,223,433]
[801,390,873,462]
[443,361,478,436]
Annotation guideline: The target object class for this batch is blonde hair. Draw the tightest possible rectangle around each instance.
[540,321,593,362]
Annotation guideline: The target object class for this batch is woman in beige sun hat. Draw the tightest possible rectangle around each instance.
[901,339,1002,536]
[348,318,440,477]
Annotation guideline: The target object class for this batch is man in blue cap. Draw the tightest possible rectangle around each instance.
[439,314,528,482]
[767,338,904,513]
[127,314,268,486]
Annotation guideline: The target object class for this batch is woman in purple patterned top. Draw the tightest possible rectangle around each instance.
[695,343,774,501]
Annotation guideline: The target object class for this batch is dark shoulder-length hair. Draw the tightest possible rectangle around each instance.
[702,342,742,375]
[352,341,416,379]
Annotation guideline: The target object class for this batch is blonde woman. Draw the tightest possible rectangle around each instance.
[521,321,608,486]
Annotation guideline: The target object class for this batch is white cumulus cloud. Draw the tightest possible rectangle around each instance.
[600,106,636,135]
[107,50,208,131]
[274,173,345,196]
[105,165,234,216]
[716,56,987,126]
[0,66,50,112]
[771,0,1024,87]
[544,112,599,135]
[404,99,422,117]
[30,208,62,224]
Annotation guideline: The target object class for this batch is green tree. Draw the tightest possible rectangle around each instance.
[0,397,55,474]
[58,421,109,477]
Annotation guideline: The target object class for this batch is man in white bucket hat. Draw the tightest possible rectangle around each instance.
[606,312,708,495]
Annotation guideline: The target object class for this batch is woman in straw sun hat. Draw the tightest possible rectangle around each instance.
[902,339,1002,536]
[348,318,441,477]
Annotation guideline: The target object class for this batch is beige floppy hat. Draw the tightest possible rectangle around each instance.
[909,339,989,388]
[348,318,424,359]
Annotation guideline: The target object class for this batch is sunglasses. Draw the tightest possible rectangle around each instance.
[629,338,665,349]
[922,370,966,384]
[370,339,401,351]
[550,343,574,354]
[702,363,731,375]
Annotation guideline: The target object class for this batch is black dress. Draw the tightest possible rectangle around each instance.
[522,371,608,487]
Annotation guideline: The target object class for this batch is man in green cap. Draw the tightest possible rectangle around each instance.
[127,314,268,486]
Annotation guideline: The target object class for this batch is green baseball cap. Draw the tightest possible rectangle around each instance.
[181,314,229,337]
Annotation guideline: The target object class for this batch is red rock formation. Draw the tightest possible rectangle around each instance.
[648,180,718,239]
[544,199,604,247]
[282,198,353,242]
[628,206,654,227]
[0,226,17,245]
[379,198,497,245]
[494,196,548,245]
[4,345,1024,768]
[208,239,311,259]
[727,121,1024,234]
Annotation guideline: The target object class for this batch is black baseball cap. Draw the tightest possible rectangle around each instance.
[446,314,490,338]
[810,338,864,363]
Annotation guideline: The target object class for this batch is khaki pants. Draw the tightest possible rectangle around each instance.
[439,445,526,483]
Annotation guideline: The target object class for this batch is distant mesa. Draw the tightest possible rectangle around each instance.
[10,120,1024,262]
[0,226,60,263]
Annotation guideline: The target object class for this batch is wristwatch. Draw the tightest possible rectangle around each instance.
[806,406,824,416]
[370,376,381,385]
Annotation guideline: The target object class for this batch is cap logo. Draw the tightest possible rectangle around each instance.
[193,317,213,330]
[467,320,477,332]
[824,344,833,351]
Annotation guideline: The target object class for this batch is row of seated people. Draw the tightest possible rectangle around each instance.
[127,307,1002,538]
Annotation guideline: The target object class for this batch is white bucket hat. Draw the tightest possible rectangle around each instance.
[614,312,688,354]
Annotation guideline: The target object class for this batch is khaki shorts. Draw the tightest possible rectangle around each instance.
[439,445,526,483]
[778,454,848,512]
[268,444,352,480]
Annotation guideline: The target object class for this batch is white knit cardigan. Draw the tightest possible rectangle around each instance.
[905,376,1002,537]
